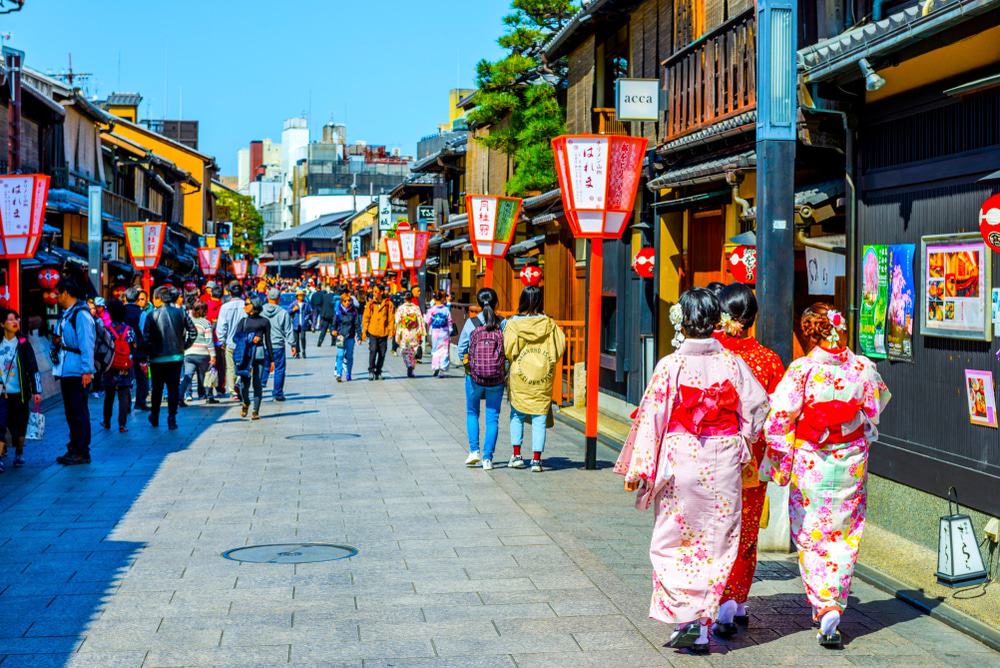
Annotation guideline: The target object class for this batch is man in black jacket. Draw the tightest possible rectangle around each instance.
[309,286,324,331]
[123,287,149,410]
[315,287,338,347]
[143,285,196,430]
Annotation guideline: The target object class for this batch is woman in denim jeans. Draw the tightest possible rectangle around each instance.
[503,286,565,472]
[457,288,506,470]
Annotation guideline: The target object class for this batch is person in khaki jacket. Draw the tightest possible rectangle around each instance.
[503,285,566,472]
[361,284,396,381]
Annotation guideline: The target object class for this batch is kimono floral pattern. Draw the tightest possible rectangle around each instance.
[762,346,890,614]
[615,338,769,624]
[394,302,426,369]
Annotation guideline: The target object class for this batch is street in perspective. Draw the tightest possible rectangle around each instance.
[0,0,998,667]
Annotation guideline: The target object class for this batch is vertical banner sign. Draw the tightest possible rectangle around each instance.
[859,244,888,359]
[351,235,361,259]
[886,244,915,361]
[378,195,392,232]
[88,185,103,288]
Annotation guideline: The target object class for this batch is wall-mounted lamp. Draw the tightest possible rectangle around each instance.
[859,58,886,92]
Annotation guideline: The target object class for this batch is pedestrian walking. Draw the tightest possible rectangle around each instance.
[144,286,197,430]
[200,281,222,323]
[261,288,294,401]
[309,284,325,331]
[394,296,425,378]
[0,308,41,472]
[425,292,453,377]
[216,282,247,400]
[361,284,394,380]
[614,288,768,653]
[290,289,312,358]
[409,286,424,363]
[52,278,96,466]
[503,285,565,473]
[101,300,136,433]
[761,302,891,648]
[123,287,149,411]
[331,290,361,382]
[316,286,337,347]
[180,300,216,405]
[233,298,274,420]
[712,283,786,638]
[457,288,506,470]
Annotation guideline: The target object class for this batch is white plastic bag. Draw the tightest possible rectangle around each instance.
[26,410,45,441]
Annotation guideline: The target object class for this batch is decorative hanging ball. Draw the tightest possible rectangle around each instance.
[38,268,61,289]
[183,280,198,293]
[42,290,59,306]
[631,248,656,279]
[728,245,757,284]
[519,265,542,287]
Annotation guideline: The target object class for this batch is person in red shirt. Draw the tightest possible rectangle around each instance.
[200,282,222,324]
[712,283,785,639]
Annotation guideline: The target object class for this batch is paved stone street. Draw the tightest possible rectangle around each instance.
[0,344,996,667]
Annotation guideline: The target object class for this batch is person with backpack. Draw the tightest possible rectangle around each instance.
[0,308,41,472]
[143,286,197,430]
[52,278,96,466]
[123,288,150,411]
[361,284,394,381]
[503,286,566,473]
[101,299,136,433]
[331,290,361,383]
[457,288,506,470]
[232,298,274,420]
[424,292,453,377]
[180,300,216,406]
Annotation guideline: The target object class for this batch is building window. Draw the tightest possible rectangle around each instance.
[601,295,617,354]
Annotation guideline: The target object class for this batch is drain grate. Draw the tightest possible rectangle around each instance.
[222,543,358,564]
[285,433,361,441]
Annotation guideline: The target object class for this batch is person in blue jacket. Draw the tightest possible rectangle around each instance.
[331,289,361,382]
[289,289,313,359]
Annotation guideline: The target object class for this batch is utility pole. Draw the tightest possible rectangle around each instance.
[755,0,798,364]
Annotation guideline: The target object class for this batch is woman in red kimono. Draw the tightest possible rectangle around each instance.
[713,283,785,638]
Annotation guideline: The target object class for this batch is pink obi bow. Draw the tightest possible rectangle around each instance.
[670,380,740,436]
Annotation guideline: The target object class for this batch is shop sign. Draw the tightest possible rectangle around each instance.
[417,205,435,229]
[859,244,888,359]
[102,240,119,261]
[920,233,991,341]
[979,193,1000,252]
[728,245,756,284]
[615,78,660,122]
[804,247,844,296]
[519,264,542,287]
[351,235,361,259]
[378,195,393,232]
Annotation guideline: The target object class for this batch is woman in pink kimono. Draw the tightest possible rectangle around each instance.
[762,302,890,648]
[424,292,453,377]
[615,288,769,653]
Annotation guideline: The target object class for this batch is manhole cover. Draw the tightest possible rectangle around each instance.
[285,433,361,441]
[222,543,358,564]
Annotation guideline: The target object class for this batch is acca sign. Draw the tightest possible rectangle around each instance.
[979,193,1000,252]
[615,78,660,121]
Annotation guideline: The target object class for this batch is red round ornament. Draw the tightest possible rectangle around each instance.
[519,265,542,287]
[632,247,655,279]
[728,245,757,284]
[979,194,1000,252]
[37,268,60,289]
[42,290,58,306]
[183,280,198,292]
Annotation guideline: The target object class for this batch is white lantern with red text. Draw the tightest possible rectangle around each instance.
[0,174,50,258]
[198,247,222,277]
[232,259,248,280]
[369,249,387,278]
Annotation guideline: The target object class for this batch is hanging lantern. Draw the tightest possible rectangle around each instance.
[357,255,370,278]
[519,264,542,287]
[124,221,167,296]
[255,262,267,278]
[465,194,522,287]
[232,259,248,280]
[37,268,60,289]
[397,221,431,285]
[346,259,358,283]
[728,245,757,284]
[183,280,198,293]
[42,290,58,306]
[551,133,648,471]
[936,487,989,588]
[385,237,403,271]
[368,249,387,279]
[0,174,50,312]
[198,247,222,277]
[632,247,655,279]
[979,193,1000,253]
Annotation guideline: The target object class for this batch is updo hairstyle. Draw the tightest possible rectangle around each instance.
[801,302,843,345]
[679,287,721,339]
[718,283,758,335]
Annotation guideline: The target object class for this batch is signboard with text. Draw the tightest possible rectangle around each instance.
[378,195,393,232]
[615,78,660,121]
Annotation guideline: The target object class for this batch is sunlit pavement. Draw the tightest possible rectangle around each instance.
[0,342,995,667]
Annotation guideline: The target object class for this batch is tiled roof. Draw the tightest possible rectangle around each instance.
[265,211,352,242]
[105,92,143,106]
[410,134,468,173]
[648,151,756,190]
[657,112,756,156]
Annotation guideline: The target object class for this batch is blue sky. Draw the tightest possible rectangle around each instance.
[2,0,513,173]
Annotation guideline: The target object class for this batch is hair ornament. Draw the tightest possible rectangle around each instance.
[720,312,744,336]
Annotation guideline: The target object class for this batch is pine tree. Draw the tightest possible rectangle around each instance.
[468,0,576,196]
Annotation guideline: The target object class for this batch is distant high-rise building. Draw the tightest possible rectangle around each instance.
[141,119,199,150]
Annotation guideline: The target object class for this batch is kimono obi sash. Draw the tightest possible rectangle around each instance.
[667,380,740,437]
[796,399,864,444]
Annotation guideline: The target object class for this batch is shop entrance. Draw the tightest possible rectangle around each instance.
[687,209,725,288]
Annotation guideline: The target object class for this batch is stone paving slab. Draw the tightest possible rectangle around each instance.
[0,343,995,666]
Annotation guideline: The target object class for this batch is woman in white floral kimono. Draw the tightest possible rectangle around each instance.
[615,288,769,653]
[761,302,890,648]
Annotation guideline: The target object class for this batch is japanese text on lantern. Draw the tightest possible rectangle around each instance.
[607,141,641,210]
[386,239,401,266]
[475,197,497,241]
[145,225,162,260]
[568,138,607,209]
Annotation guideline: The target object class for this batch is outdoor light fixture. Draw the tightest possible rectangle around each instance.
[368,249,387,279]
[859,58,886,92]
[197,247,222,277]
[232,259,248,281]
[124,221,165,295]
[396,220,431,287]
[0,174,50,311]
[357,255,370,287]
[384,237,404,290]
[936,488,989,587]
[465,194,523,288]
[551,134,647,469]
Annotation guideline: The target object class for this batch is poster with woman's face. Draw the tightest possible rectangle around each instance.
[920,236,991,340]
[965,370,997,428]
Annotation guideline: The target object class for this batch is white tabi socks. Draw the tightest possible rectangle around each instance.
[717,599,738,625]
[819,609,841,636]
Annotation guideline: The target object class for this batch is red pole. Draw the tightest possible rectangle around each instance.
[142,269,151,296]
[484,258,494,289]
[584,238,603,470]
[7,259,19,312]
[409,269,417,287]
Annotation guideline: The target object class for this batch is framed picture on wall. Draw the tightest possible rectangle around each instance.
[920,233,992,341]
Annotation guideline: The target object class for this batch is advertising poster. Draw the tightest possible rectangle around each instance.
[859,245,888,359]
[964,369,998,428]
[921,234,991,341]
[886,244,915,361]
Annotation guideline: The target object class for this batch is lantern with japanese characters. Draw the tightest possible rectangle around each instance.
[340,261,350,285]
[551,134,648,470]
[980,194,1000,253]
[0,174,50,311]
[124,221,166,295]
[198,247,222,278]
[465,194,523,288]
[519,264,542,287]
[632,247,655,279]
[396,221,431,287]
[254,262,267,279]
[232,259,248,281]
[728,245,757,284]
[346,259,358,287]
[368,249,387,280]
[357,255,371,288]
[384,237,404,290]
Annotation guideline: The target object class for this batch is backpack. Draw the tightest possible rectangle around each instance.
[430,309,449,330]
[66,308,114,374]
[109,324,132,371]
[468,318,506,387]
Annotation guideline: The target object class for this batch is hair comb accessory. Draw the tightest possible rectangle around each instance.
[720,312,744,336]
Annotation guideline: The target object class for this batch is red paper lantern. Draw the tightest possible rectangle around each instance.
[979,193,1000,252]
[368,250,387,278]
[183,280,198,292]
[357,255,370,279]
[551,135,647,240]
[519,265,542,287]
[42,290,58,306]
[728,245,757,284]
[37,268,60,289]
[198,247,222,277]
[465,194,522,259]
[0,174,50,259]
[632,248,655,279]
[232,259,248,280]
[384,237,403,271]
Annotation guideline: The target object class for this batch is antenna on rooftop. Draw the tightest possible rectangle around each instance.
[47,53,93,92]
